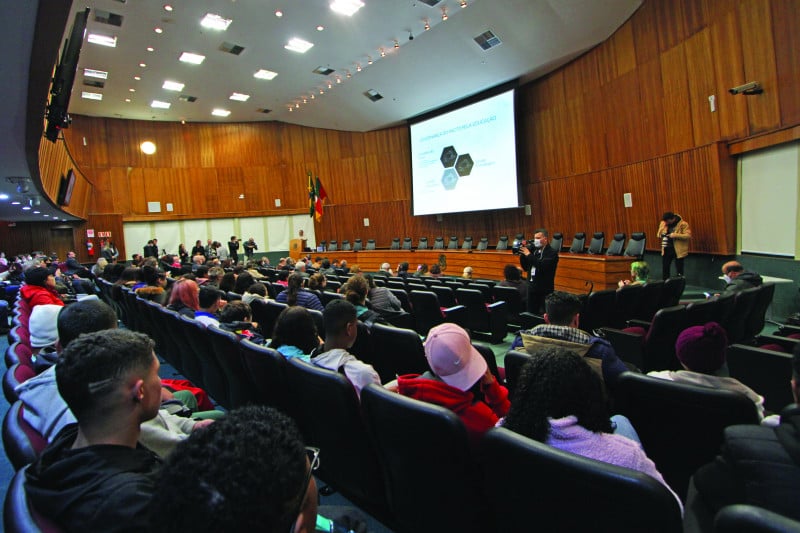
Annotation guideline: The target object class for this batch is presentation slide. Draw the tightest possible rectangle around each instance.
[410,88,519,216]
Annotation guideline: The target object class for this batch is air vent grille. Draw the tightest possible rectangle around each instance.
[474,30,502,51]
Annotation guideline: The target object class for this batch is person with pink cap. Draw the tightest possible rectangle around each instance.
[397,323,509,448]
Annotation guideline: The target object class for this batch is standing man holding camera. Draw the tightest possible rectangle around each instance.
[228,235,241,265]
[519,229,559,314]
[658,211,691,280]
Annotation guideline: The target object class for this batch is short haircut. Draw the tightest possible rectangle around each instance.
[398,262,409,272]
[323,299,356,337]
[544,291,581,325]
[57,299,118,348]
[630,261,650,281]
[724,262,744,274]
[198,287,223,309]
[148,406,307,532]
[245,283,267,297]
[234,272,255,294]
[503,347,612,442]
[56,330,155,422]
[430,264,441,274]
[219,301,252,323]
[503,264,521,282]
[196,265,210,278]
[535,228,549,238]
[269,306,319,354]
[320,259,330,269]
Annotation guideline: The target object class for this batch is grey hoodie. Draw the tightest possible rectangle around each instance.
[311,348,380,397]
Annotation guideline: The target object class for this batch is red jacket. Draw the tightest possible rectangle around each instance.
[19,284,64,309]
[397,374,510,449]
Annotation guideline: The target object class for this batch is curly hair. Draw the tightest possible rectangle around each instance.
[219,301,252,323]
[343,274,368,306]
[269,306,319,354]
[149,406,307,533]
[503,347,612,442]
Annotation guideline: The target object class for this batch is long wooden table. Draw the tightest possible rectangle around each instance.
[309,249,636,292]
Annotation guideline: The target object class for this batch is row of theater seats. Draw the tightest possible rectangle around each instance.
[317,231,648,255]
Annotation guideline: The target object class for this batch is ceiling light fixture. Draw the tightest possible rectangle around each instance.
[356,64,362,72]
[134,76,141,80]
[254,69,278,80]
[139,62,147,68]
[84,68,108,79]
[295,103,300,108]
[442,8,448,20]
[460,0,467,7]
[0,194,8,200]
[336,77,341,84]
[151,100,171,109]
[327,81,332,89]
[163,4,173,11]
[367,56,373,65]
[211,108,231,117]
[303,98,307,104]
[179,52,206,64]
[147,46,155,52]
[275,10,283,17]
[319,88,324,94]
[394,40,399,49]
[310,94,315,100]
[125,98,131,102]
[33,211,40,214]
[201,13,232,31]
[22,206,31,211]
[129,88,136,92]
[87,33,117,47]
[330,0,365,17]
[285,38,314,53]
[424,19,431,31]
[380,48,386,57]
[346,70,352,78]
[140,141,157,155]
[81,91,103,100]
[317,25,324,31]
[154,27,163,34]
[162,80,185,91]
[11,201,20,205]
[229,92,250,101]
[288,107,293,112]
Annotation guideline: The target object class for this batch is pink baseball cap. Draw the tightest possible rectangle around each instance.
[423,323,487,391]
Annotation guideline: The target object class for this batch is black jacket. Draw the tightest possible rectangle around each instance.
[519,245,559,292]
[724,271,763,293]
[26,424,162,533]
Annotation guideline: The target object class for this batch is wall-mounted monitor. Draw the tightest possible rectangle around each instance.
[409,84,521,216]
[57,169,76,206]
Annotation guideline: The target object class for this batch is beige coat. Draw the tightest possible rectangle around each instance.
[657,216,691,259]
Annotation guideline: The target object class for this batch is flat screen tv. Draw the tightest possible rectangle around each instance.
[57,169,76,207]
[409,83,521,216]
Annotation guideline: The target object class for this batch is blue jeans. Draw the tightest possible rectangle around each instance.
[611,414,642,445]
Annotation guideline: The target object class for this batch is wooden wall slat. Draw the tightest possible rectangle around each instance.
[738,0,781,134]
[772,0,800,126]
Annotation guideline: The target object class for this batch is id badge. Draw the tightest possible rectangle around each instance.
[531,267,536,277]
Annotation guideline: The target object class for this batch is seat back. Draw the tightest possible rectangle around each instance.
[366,239,376,250]
[624,232,647,258]
[660,276,686,308]
[361,384,487,532]
[642,305,688,372]
[284,359,390,520]
[390,238,400,250]
[686,298,721,327]
[207,325,252,409]
[579,289,617,332]
[569,232,586,253]
[3,402,47,471]
[185,319,228,407]
[327,240,338,252]
[492,285,524,316]
[433,237,445,249]
[447,236,459,249]
[742,283,775,340]
[587,232,605,254]
[250,299,288,339]
[456,288,508,343]
[239,340,289,411]
[724,286,759,344]
[635,280,665,321]
[177,315,209,386]
[614,372,760,499]
[409,290,445,336]
[476,237,489,251]
[461,236,473,250]
[417,237,428,250]
[481,427,683,533]
[726,344,794,413]
[401,237,412,250]
[714,504,800,533]
[550,233,563,252]
[4,466,64,533]
[388,288,412,313]
[340,240,351,251]
[367,323,429,382]
[615,284,643,327]
[429,285,456,307]
[353,238,363,251]
[319,240,327,251]
[496,235,509,250]
[606,232,626,256]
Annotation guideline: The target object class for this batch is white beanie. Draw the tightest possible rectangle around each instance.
[29,304,62,348]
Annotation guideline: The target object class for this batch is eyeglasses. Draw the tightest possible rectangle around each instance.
[288,447,321,533]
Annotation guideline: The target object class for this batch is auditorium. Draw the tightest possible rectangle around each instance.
[0,0,799,531]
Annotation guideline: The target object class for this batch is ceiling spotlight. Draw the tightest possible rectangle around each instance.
[460,0,467,7]
[356,64,362,72]
[163,4,173,12]
[0,194,8,200]
[140,141,157,155]
[336,77,341,84]
[288,107,293,112]
[380,48,386,57]
[394,40,399,49]
[275,10,283,17]
[303,98,307,104]
[310,94,315,100]
[319,88,324,94]
[441,8,448,20]
[22,206,31,211]
[295,103,299,108]
[367,56,373,65]
[147,46,155,52]
[154,27,163,34]
[317,25,324,31]
[424,20,430,31]
[327,81,332,89]
[346,70,352,78]
[11,201,20,205]
[139,62,147,68]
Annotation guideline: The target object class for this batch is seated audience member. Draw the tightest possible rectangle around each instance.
[618,260,650,288]
[218,272,237,293]
[294,261,310,278]
[721,260,763,293]
[218,300,263,343]
[205,266,224,287]
[648,322,766,421]
[397,323,509,448]
[233,271,255,295]
[685,342,800,529]
[195,287,223,327]
[115,266,141,287]
[20,266,64,308]
[340,259,350,274]
[397,261,410,279]
[319,259,336,276]
[16,299,215,458]
[365,274,403,319]
[245,260,266,279]
[91,257,108,278]
[512,291,627,384]
[311,300,381,397]
[462,266,473,279]
[149,406,365,533]
[28,304,62,357]
[63,251,89,277]
[135,265,168,304]
[342,275,387,326]
[167,278,200,318]
[376,262,393,277]
[276,273,324,311]
[501,348,681,506]
[268,306,321,361]
[498,264,527,305]
[102,262,126,283]
[25,330,164,531]
[429,264,443,278]
[307,273,327,292]
[242,282,269,305]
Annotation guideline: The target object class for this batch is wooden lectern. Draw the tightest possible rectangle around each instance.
[289,238,307,260]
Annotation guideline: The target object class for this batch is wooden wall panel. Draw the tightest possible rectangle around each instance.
[772,0,800,126]
[684,30,720,145]
[738,0,781,134]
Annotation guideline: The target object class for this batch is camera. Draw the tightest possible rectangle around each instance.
[512,238,528,255]
[728,82,762,95]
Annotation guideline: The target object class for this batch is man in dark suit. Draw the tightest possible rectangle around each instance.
[519,229,559,314]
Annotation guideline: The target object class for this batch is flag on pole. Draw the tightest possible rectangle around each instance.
[307,171,315,218]
[307,171,329,221]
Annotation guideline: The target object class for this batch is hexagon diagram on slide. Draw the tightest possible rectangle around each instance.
[441,168,459,190]
[455,153,474,176]
[440,146,457,168]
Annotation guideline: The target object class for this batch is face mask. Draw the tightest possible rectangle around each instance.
[533,239,543,248]
[723,274,732,284]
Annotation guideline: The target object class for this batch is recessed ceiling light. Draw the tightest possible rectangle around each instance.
[22,206,31,211]
[140,141,157,154]
[163,80,185,91]
[254,69,278,80]
[139,63,147,68]
[151,100,171,109]
[125,98,131,102]
[43,214,49,217]
[201,13,232,31]
[87,33,117,47]
[229,92,250,102]
[163,4,173,11]
[129,88,136,92]
[179,52,206,65]
[81,91,103,100]
[11,201,20,205]
[330,0,364,16]
[134,76,141,81]
[275,10,283,17]
[285,38,313,53]
[84,68,108,79]
[154,27,163,34]
[0,194,8,200]
[211,108,231,117]
[317,25,324,31]
[147,46,155,52]
[33,211,40,214]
